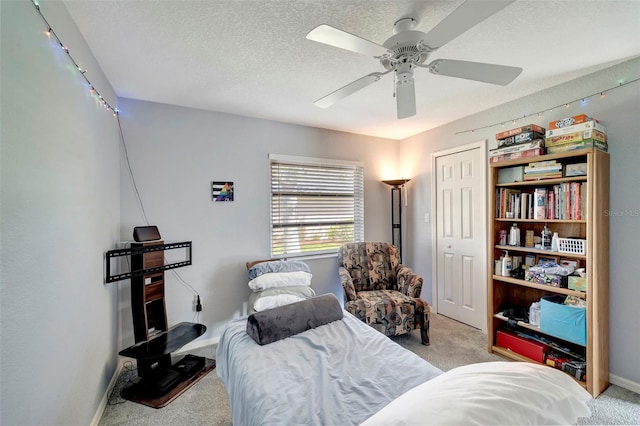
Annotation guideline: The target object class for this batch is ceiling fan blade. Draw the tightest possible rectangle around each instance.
[314,73,383,108]
[422,0,516,49]
[306,24,388,57]
[396,78,416,119]
[428,59,522,85]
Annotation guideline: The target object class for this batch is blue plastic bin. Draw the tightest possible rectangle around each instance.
[539,295,586,346]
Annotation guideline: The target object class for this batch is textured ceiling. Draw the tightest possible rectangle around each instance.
[64,0,640,140]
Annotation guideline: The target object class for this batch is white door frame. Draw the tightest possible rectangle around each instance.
[430,139,488,332]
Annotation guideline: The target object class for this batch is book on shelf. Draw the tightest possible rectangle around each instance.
[524,165,561,173]
[547,190,555,219]
[524,172,563,181]
[495,188,524,219]
[534,182,585,220]
[524,160,560,170]
[524,160,562,180]
[533,188,547,219]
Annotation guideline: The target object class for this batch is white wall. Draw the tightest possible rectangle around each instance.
[116,97,400,347]
[400,57,640,385]
[0,1,121,424]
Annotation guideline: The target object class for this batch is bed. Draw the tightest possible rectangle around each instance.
[216,295,592,425]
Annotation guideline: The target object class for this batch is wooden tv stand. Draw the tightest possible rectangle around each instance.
[118,322,215,408]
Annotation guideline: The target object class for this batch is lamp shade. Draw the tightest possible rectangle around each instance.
[382,179,410,187]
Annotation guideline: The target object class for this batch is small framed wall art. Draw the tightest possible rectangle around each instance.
[212,181,234,202]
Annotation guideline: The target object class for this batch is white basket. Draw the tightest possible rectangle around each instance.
[557,238,586,255]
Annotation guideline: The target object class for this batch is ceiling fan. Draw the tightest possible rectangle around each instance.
[306,0,523,119]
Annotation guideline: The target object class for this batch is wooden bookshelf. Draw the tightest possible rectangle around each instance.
[488,148,609,397]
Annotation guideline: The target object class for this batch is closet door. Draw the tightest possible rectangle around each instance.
[435,144,486,330]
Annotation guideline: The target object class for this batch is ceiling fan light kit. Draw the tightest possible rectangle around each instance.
[306,0,523,119]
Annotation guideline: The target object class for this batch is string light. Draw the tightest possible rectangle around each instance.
[456,77,639,135]
[30,0,118,117]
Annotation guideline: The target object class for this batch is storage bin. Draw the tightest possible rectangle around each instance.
[557,238,586,255]
[496,329,549,363]
[539,295,586,346]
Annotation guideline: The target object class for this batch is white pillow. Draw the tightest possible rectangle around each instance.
[253,294,306,311]
[361,361,592,426]
[248,271,312,291]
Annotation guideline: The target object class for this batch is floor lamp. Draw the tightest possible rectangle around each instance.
[382,179,410,262]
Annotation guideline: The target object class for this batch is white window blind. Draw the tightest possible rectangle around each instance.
[270,155,364,257]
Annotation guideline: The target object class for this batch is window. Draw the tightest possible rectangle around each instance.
[270,154,364,258]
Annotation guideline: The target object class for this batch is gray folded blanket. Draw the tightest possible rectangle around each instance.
[246,293,343,345]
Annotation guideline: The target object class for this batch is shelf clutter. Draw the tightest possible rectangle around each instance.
[488,124,609,397]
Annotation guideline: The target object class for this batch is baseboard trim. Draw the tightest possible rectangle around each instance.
[91,358,126,426]
[610,373,640,395]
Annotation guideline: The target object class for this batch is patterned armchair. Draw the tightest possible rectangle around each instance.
[337,242,430,345]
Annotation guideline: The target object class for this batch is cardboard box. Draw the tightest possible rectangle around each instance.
[498,131,544,148]
[540,296,586,346]
[545,120,606,138]
[496,124,546,140]
[565,163,587,177]
[490,139,545,156]
[525,269,567,288]
[548,114,597,130]
[489,148,545,164]
[546,140,608,154]
[568,276,587,292]
[546,129,606,146]
[496,329,549,362]
[498,166,524,183]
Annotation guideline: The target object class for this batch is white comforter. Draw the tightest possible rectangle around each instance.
[362,361,592,425]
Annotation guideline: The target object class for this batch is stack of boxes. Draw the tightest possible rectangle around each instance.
[489,114,608,165]
[545,114,608,154]
[489,124,546,164]
[523,160,562,180]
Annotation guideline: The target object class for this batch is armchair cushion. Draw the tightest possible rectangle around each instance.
[337,242,430,345]
[346,290,419,335]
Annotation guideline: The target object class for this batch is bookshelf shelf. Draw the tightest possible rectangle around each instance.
[492,275,586,298]
[493,312,587,348]
[488,147,609,397]
[496,176,587,187]
[495,218,586,224]
[494,244,587,259]
[490,346,587,389]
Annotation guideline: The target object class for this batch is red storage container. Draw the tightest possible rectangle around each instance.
[496,329,549,363]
